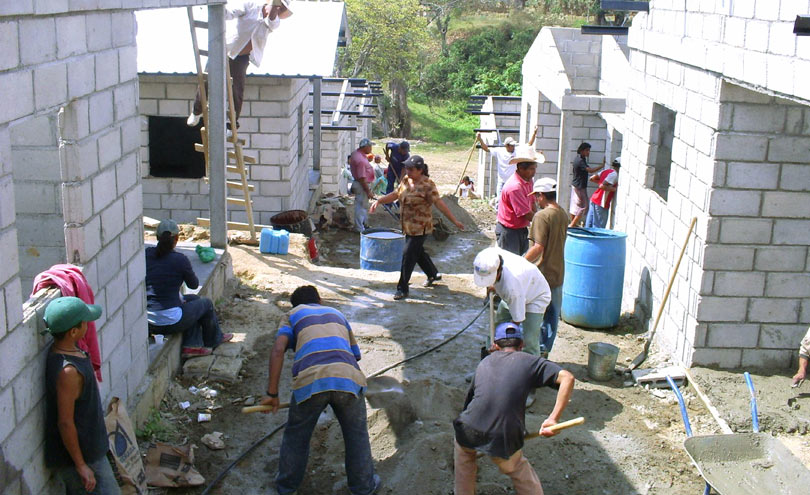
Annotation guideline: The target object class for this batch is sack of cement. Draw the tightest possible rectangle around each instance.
[144,443,205,487]
[105,397,148,494]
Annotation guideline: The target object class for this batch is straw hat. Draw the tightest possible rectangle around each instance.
[508,144,546,165]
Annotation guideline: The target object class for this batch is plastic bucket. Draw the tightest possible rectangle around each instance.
[587,342,619,381]
[270,210,312,236]
[561,227,627,328]
[360,228,405,272]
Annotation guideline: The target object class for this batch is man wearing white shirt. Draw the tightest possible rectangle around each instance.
[188,0,293,128]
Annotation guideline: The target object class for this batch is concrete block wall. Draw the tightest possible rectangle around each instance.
[696,82,810,368]
[616,47,723,367]
[140,75,313,225]
[549,28,602,94]
[0,0,211,490]
[599,34,630,99]
[630,1,810,104]
[476,97,522,198]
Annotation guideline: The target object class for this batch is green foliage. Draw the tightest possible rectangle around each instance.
[416,21,539,100]
[409,99,478,144]
[136,409,174,442]
[535,0,600,15]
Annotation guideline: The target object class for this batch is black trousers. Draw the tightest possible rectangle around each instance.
[397,234,438,293]
[193,54,250,121]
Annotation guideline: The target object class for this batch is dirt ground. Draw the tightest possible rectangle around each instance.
[145,145,809,494]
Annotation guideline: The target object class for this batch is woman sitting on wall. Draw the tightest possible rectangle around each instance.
[145,219,232,358]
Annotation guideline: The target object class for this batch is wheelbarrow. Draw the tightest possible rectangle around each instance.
[667,373,810,494]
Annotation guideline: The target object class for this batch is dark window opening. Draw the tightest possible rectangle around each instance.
[148,116,205,178]
[650,103,675,201]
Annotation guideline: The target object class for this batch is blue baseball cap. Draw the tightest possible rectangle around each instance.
[494,322,523,342]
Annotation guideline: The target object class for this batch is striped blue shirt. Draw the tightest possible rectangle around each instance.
[278,304,366,404]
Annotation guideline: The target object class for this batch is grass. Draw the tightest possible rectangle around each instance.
[408,99,478,145]
[136,409,176,442]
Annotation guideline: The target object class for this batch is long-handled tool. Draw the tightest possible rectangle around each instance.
[241,403,290,414]
[628,217,697,371]
[480,292,495,360]
[453,136,480,196]
[525,416,585,439]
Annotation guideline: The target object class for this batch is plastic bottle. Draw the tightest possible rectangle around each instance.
[277,229,290,255]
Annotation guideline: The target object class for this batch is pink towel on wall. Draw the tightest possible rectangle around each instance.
[32,264,103,382]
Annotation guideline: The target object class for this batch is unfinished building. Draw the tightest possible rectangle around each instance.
[516,2,810,368]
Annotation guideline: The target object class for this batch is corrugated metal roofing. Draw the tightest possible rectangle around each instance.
[135,1,346,78]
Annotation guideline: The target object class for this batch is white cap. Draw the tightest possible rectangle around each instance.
[530,177,557,195]
[503,137,517,146]
[473,247,502,287]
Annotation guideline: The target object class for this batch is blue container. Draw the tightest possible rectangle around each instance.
[561,227,627,329]
[360,228,405,272]
[276,229,290,255]
[259,228,274,254]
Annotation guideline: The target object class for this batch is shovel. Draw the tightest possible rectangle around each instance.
[525,416,585,439]
[480,292,495,360]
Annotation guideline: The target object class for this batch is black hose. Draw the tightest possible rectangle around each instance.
[198,304,487,493]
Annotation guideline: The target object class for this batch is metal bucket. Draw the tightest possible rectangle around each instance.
[587,342,619,381]
[360,228,405,272]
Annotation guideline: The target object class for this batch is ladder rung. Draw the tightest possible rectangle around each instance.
[194,143,256,163]
[227,197,252,206]
[226,165,242,174]
[193,20,208,29]
[199,49,208,57]
[196,218,269,232]
[227,181,254,191]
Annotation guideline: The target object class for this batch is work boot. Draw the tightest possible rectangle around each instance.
[393,290,408,301]
[187,112,201,127]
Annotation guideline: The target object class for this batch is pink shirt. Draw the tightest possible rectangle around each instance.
[497,173,534,229]
[349,150,375,183]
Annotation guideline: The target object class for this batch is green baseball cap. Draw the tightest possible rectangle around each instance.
[43,296,102,335]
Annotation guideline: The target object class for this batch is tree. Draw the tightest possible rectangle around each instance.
[421,0,464,56]
[343,0,426,137]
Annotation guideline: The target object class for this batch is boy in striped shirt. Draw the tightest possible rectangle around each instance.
[261,286,380,494]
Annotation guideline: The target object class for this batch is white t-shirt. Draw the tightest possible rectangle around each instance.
[492,148,516,183]
[459,182,474,198]
[225,0,281,67]
[493,248,551,322]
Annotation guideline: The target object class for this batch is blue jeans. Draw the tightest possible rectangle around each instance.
[57,454,121,495]
[150,294,223,348]
[585,202,609,228]
[351,181,369,232]
[540,286,562,354]
[277,391,377,495]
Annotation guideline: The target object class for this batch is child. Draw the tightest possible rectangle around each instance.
[459,176,477,198]
[453,322,574,494]
[43,296,121,494]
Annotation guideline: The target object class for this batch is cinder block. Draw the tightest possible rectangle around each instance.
[696,296,748,322]
[703,244,755,270]
[113,82,137,122]
[66,55,95,100]
[713,271,766,297]
[741,349,792,368]
[0,323,38,389]
[64,216,101,264]
[56,15,86,59]
[98,127,121,169]
[769,136,810,162]
[85,12,112,52]
[123,184,142,225]
[95,50,119,91]
[706,323,760,348]
[2,401,44,471]
[724,161,779,190]
[126,253,145,297]
[755,246,808,272]
[774,220,810,245]
[119,45,137,84]
[9,148,61,183]
[0,70,34,124]
[100,198,124,244]
[61,180,94,224]
[4,278,24,331]
[12,348,44,421]
[762,191,810,218]
[0,20,19,72]
[105,271,128,318]
[116,154,138,196]
[690,348,742,368]
[719,218,772,244]
[708,189,762,216]
[92,166,117,214]
[89,90,114,133]
[759,324,808,349]
[714,133,768,161]
[21,448,50,495]
[14,182,59,215]
[779,164,810,192]
[161,194,191,210]
[765,273,810,298]
[111,11,135,47]
[168,179,199,195]
[95,238,120,288]
[0,381,15,443]
[119,221,141,265]
[157,99,188,116]
[749,298,800,323]
[19,17,56,65]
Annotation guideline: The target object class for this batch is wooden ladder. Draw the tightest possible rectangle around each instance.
[187,7,259,241]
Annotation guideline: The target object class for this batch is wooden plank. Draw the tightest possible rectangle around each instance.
[195,143,256,163]
[332,79,349,125]
[227,181,254,191]
[226,197,251,206]
[196,218,270,232]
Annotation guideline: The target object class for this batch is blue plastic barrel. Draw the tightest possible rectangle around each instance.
[561,227,627,328]
[360,229,405,272]
[259,228,274,254]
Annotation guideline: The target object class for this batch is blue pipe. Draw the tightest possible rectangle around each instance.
[667,375,712,495]
[744,372,760,433]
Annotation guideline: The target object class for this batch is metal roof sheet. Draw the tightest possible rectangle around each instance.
[136,1,346,78]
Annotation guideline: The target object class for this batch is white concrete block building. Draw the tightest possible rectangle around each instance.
[517,1,810,368]
[0,1,223,493]
[135,2,371,227]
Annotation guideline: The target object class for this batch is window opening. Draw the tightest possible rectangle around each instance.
[649,103,675,201]
[148,116,205,178]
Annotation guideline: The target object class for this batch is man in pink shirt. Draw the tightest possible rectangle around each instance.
[496,145,541,255]
[349,138,376,232]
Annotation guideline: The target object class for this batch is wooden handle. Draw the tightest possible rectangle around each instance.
[525,417,585,439]
[489,292,495,345]
[241,403,290,414]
